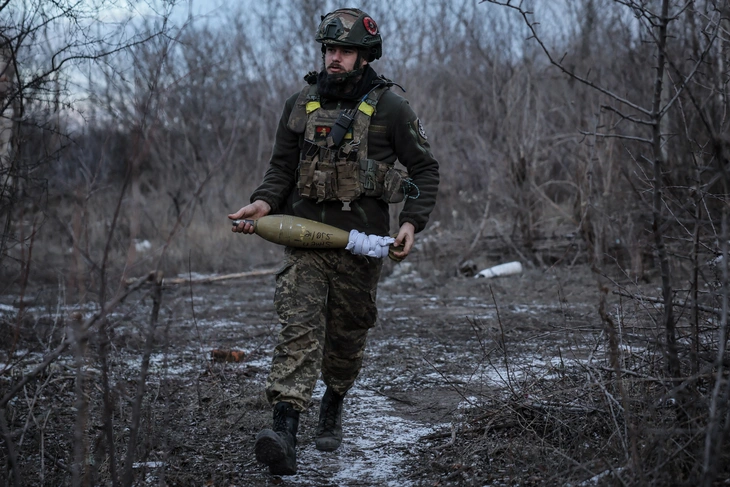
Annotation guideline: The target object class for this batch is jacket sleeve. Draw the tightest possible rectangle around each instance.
[390,99,440,233]
[249,94,300,213]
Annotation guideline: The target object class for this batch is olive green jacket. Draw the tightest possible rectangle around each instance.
[251,75,439,236]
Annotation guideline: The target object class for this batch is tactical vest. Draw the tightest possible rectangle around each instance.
[287,80,408,211]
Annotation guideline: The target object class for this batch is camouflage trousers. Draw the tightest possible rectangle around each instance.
[265,247,383,412]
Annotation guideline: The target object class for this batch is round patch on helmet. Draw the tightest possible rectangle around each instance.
[363,17,378,35]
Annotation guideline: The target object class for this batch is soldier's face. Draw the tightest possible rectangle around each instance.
[325,46,366,75]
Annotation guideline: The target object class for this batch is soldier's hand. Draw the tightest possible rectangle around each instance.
[228,200,271,234]
[392,222,416,260]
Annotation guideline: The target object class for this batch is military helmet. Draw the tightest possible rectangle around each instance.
[315,8,382,62]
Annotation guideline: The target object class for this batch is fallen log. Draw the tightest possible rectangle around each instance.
[125,268,278,287]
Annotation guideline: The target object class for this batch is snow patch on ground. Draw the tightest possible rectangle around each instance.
[281,381,444,487]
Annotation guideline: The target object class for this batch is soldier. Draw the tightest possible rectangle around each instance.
[228,7,439,475]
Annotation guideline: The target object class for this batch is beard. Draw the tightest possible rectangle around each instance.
[319,67,363,96]
[317,61,377,101]
[317,51,366,98]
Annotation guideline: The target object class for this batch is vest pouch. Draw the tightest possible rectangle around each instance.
[361,159,389,197]
[297,158,318,200]
[381,167,409,204]
[314,161,337,202]
[335,159,362,201]
[297,158,338,203]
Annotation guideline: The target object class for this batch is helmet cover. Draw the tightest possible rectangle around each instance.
[315,8,382,61]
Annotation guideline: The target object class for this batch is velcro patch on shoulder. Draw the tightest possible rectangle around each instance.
[411,119,428,145]
[358,101,375,116]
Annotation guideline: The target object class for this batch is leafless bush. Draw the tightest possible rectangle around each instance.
[4,0,730,485]
[411,278,729,486]
[430,1,730,484]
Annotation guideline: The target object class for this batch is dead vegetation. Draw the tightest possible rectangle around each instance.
[405,282,730,486]
[2,0,730,485]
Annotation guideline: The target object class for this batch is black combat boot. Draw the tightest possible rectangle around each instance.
[314,387,345,451]
[254,401,299,475]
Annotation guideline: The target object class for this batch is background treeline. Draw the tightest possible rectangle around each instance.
[2,0,730,485]
[4,0,678,285]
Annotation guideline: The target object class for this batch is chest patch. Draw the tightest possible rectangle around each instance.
[314,125,354,142]
[314,126,331,141]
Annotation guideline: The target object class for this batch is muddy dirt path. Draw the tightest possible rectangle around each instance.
[2,261,611,486]
[131,262,604,486]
